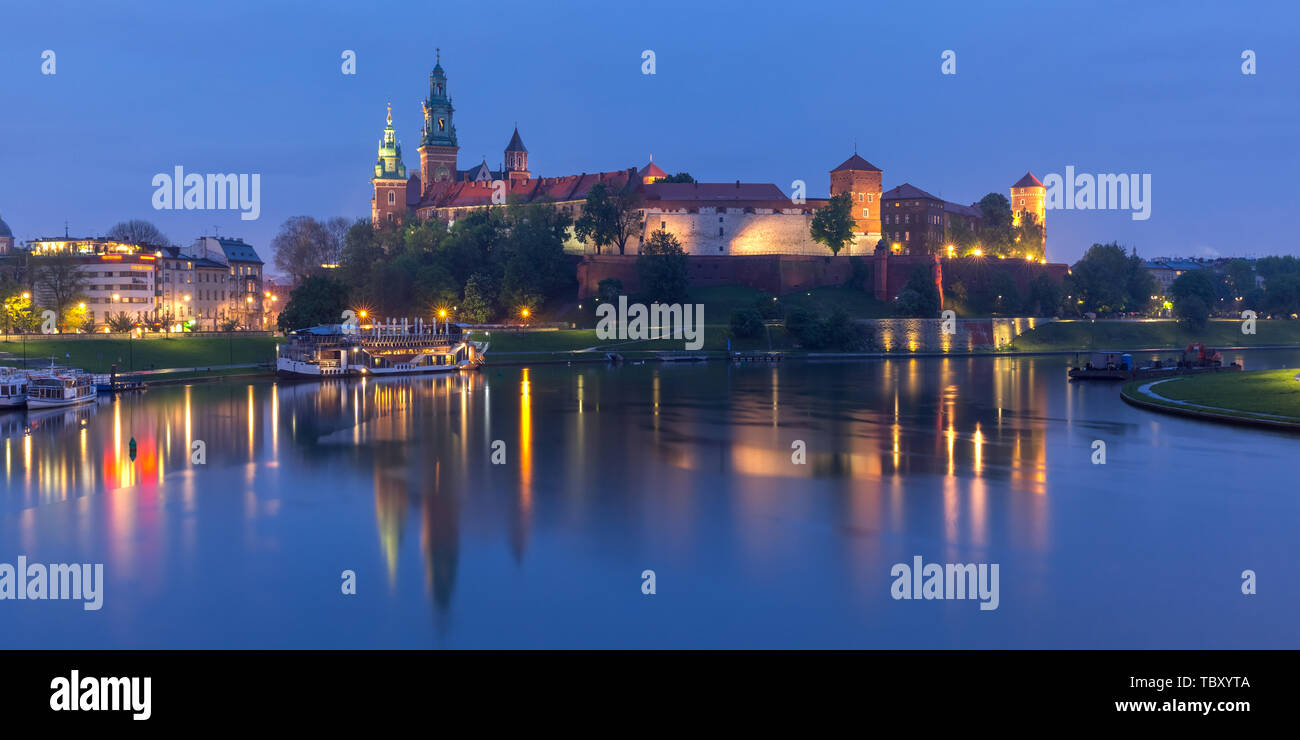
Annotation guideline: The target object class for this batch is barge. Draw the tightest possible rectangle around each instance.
[1068,344,1243,382]
[277,319,487,379]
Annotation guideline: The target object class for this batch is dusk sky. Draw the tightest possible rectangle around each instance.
[3,0,1297,275]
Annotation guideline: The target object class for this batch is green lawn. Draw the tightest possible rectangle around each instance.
[0,335,280,373]
[1123,368,1300,424]
[1012,319,1300,352]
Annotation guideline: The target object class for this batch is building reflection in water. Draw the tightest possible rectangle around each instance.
[2,354,1057,620]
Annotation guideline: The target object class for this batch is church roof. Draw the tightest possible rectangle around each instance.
[0,215,11,238]
[505,127,527,153]
[831,153,881,172]
[1012,172,1044,189]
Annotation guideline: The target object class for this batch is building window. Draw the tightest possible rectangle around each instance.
[661,221,666,229]
[905,231,910,241]
[867,194,873,203]
[858,193,864,202]
[1019,199,1025,207]
[862,208,869,218]
[718,227,724,236]
[388,192,395,205]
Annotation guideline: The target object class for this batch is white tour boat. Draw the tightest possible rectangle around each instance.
[276,319,488,379]
[0,367,28,408]
[26,369,97,409]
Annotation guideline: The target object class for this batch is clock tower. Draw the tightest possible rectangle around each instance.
[418,50,459,195]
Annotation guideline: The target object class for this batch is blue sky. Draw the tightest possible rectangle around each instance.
[3,0,1297,275]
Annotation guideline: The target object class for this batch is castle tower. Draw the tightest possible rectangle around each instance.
[419,51,459,193]
[638,156,668,184]
[1010,172,1046,251]
[372,103,409,227]
[504,126,529,183]
[829,153,883,249]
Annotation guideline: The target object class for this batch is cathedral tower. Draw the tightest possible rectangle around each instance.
[504,126,529,183]
[372,103,409,227]
[419,52,459,193]
[829,152,883,247]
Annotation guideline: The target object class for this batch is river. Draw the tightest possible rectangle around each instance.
[1,350,1297,648]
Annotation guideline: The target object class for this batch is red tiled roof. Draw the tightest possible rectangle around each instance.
[640,182,788,202]
[831,153,882,172]
[419,168,638,209]
[882,183,940,201]
[1012,172,1044,189]
[638,159,668,180]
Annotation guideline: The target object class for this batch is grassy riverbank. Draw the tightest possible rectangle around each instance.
[0,335,280,373]
[1011,319,1300,352]
[1121,368,1300,428]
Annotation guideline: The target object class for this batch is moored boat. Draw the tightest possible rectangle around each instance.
[0,367,28,408]
[276,319,488,379]
[26,370,97,408]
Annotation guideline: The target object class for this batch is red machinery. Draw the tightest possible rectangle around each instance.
[1181,343,1223,368]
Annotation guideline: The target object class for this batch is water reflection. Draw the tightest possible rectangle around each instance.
[3,350,1300,647]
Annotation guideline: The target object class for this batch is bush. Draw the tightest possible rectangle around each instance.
[784,306,871,351]
[729,308,765,339]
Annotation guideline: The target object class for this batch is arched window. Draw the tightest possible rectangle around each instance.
[388,191,395,205]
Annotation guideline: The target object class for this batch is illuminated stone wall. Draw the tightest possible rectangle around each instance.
[640,210,875,257]
[867,317,1054,352]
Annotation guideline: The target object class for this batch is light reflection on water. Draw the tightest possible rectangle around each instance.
[1,351,1299,648]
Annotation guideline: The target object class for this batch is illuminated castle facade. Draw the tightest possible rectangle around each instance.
[369,54,1044,260]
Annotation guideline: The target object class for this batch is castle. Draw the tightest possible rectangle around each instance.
[370,54,1047,262]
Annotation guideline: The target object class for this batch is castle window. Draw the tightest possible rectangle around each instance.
[858,193,864,202]
[719,227,724,236]
[661,221,666,229]
[868,194,873,203]
[388,192,395,205]
[862,208,869,218]
[438,117,445,131]
[1020,199,1025,207]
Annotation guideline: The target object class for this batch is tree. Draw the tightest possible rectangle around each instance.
[730,308,764,339]
[811,193,855,256]
[574,182,644,255]
[1171,269,1217,328]
[1070,243,1135,314]
[461,272,497,324]
[977,193,1014,256]
[107,311,135,332]
[30,254,89,329]
[636,229,689,303]
[783,306,870,350]
[106,219,169,246]
[662,173,695,183]
[277,275,350,332]
[1263,273,1300,318]
[892,266,941,317]
[597,278,624,304]
[1025,273,1062,317]
[1,292,38,334]
[272,216,345,283]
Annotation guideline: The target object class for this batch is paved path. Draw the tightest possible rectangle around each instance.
[1136,377,1300,421]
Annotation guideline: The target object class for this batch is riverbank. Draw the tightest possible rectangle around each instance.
[1121,368,1300,431]
[0,335,280,373]
[1010,319,1300,352]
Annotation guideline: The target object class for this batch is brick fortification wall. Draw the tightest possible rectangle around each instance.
[578,255,857,298]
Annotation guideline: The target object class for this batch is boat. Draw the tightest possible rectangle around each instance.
[0,367,28,408]
[26,369,97,408]
[276,318,488,379]
[1068,345,1243,382]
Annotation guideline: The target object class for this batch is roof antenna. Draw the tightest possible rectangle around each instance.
[64,221,69,238]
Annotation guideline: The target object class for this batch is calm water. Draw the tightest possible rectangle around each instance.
[2,350,1297,648]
